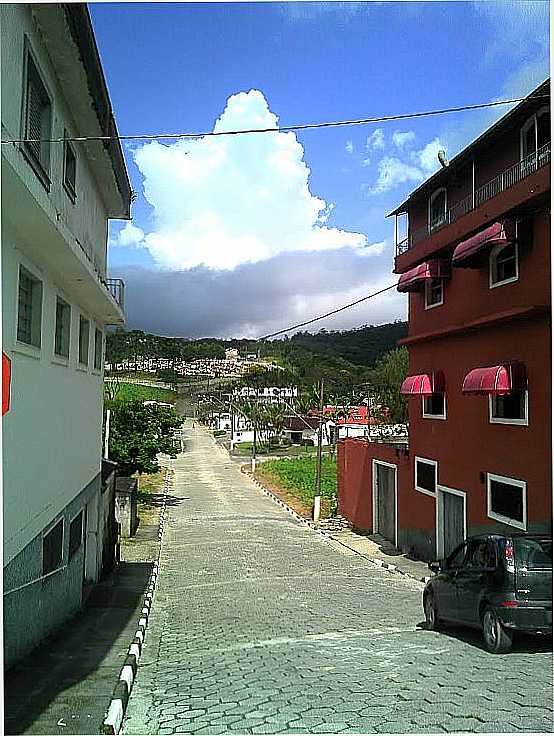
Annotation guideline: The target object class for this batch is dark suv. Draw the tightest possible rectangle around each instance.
[423,534,552,653]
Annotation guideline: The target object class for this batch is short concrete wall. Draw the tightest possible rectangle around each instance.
[115,478,139,538]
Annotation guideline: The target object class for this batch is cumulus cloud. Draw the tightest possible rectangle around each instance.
[111,221,145,248]
[117,247,406,339]
[366,129,385,150]
[127,90,367,271]
[345,140,354,154]
[392,130,416,149]
[369,137,447,194]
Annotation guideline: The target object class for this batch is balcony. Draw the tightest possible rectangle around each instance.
[396,142,551,257]
[106,278,125,311]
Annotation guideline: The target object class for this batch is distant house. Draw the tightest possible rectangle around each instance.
[2,5,131,666]
[282,416,329,446]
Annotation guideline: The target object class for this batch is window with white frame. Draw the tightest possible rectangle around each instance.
[68,511,83,561]
[63,133,77,202]
[54,297,71,358]
[94,328,103,371]
[78,316,90,366]
[422,393,446,419]
[520,107,550,160]
[17,265,42,348]
[429,188,447,231]
[425,277,444,309]
[489,390,528,425]
[490,241,518,287]
[415,457,437,495]
[23,50,52,184]
[487,474,526,530]
[42,518,64,575]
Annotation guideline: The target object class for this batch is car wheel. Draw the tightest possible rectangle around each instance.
[482,606,513,653]
[424,593,441,631]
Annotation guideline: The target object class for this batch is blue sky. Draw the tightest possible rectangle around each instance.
[90,1,549,338]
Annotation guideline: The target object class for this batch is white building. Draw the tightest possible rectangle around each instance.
[1,5,131,666]
[225,348,239,361]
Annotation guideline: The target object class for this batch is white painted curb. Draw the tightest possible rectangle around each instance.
[102,468,171,735]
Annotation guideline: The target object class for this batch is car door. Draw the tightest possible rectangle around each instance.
[434,541,469,622]
[454,539,498,625]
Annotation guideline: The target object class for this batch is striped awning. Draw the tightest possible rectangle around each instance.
[397,259,450,293]
[452,220,515,267]
[462,362,527,395]
[401,370,445,396]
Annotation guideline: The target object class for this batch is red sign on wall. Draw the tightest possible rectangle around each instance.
[2,352,11,416]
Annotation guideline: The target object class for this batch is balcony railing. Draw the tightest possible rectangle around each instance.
[396,141,551,256]
[106,278,125,310]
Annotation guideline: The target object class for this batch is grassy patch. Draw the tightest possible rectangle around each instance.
[106,382,176,404]
[255,456,337,518]
[136,470,167,525]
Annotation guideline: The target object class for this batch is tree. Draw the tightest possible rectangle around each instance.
[107,399,182,476]
[369,346,409,424]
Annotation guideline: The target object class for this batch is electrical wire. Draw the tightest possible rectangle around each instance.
[257,283,399,340]
[1,95,547,145]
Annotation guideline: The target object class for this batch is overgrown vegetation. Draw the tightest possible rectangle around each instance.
[107,381,176,404]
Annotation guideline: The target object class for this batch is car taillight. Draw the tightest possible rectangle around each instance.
[504,540,515,572]
[500,600,518,607]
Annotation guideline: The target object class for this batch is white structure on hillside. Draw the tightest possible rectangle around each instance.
[1,5,131,667]
[225,348,239,361]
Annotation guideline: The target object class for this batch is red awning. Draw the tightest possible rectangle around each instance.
[452,219,515,267]
[462,362,527,395]
[397,259,449,293]
[401,370,445,396]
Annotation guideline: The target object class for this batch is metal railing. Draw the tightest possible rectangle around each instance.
[106,278,125,310]
[397,141,551,256]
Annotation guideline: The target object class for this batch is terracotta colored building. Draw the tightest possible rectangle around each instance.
[338,81,551,561]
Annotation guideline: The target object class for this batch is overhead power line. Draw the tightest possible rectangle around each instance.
[1,94,547,145]
[257,283,398,341]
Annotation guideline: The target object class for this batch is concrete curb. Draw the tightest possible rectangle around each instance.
[242,468,428,586]
[101,468,172,735]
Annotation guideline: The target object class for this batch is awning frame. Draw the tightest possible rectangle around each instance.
[462,361,527,396]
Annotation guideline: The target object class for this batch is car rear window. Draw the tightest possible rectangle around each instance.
[513,538,553,570]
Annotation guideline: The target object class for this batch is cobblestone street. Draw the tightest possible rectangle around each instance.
[123,423,553,735]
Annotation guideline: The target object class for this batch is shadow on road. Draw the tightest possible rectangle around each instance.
[4,562,153,735]
[416,620,552,654]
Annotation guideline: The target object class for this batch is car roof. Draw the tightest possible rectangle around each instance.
[466,533,552,542]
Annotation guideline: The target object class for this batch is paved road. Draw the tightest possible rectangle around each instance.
[124,423,553,735]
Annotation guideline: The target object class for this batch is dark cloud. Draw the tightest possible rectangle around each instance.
[118,248,406,338]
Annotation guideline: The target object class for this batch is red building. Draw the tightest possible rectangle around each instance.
[338,81,551,561]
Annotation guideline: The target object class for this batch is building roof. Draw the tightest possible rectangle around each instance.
[283,416,320,432]
[387,79,550,217]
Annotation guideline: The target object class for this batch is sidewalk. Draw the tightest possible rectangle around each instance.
[4,495,163,735]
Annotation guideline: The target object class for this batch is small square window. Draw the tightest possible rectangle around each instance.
[23,51,52,183]
[63,135,76,201]
[487,474,526,530]
[78,316,90,365]
[490,391,528,425]
[423,393,446,418]
[54,297,71,358]
[68,511,83,560]
[94,328,103,371]
[429,189,447,231]
[425,278,444,309]
[490,242,518,287]
[42,518,64,575]
[415,457,437,496]
[17,266,42,348]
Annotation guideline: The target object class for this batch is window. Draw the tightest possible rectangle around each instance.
[68,511,83,560]
[513,538,552,571]
[17,266,42,348]
[415,457,437,496]
[490,242,518,288]
[520,107,550,160]
[42,518,64,575]
[423,393,446,419]
[54,297,71,358]
[63,134,76,202]
[489,390,528,426]
[23,51,52,184]
[464,539,497,570]
[424,278,444,309]
[429,188,447,231]
[446,542,467,570]
[78,316,90,366]
[94,329,103,371]
[487,473,526,530]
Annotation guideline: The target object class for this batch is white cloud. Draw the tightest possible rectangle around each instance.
[111,221,145,248]
[130,89,368,270]
[345,140,354,154]
[369,137,447,194]
[411,137,446,173]
[392,130,416,149]
[366,129,385,150]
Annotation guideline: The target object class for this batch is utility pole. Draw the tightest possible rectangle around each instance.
[313,378,324,524]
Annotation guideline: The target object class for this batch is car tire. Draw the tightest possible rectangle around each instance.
[424,593,441,631]
[482,606,513,653]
